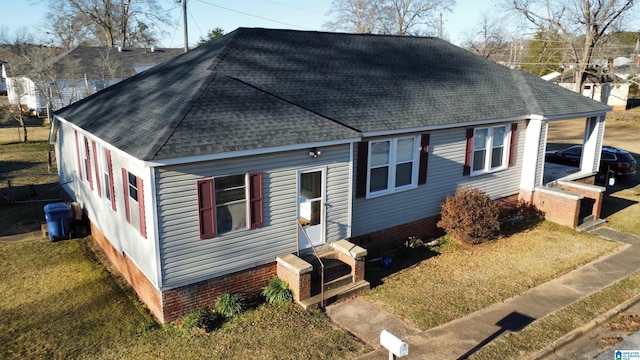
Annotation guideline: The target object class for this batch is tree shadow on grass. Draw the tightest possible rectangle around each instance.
[366,245,440,288]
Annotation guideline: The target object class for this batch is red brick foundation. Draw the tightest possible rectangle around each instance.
[162,263,276,322]
[89,221,164,321]
[89,220,277,323]
[350,216,442,257]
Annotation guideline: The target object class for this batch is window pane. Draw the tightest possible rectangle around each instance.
[128,173,138,201]
[473,149,486,171]
[215,174,245,189]
[103,173,111,200]
[216,202,247,234]
[493,126,505,147]
[370,166,389,192]
[491,147,503,168]
[474,129,488,150]
[371,141,390,166]
[216,187,246,204]
[396,138,415,162]
[396,162,412,187]
[300,171,322,199]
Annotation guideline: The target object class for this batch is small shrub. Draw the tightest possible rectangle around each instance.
[262,276,293,305]
[437,187,500,245]
[176,308,222,335]
[180,307,220,334]
[215,292,245,318]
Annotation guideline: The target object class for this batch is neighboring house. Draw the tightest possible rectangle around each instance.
[51,28,610,323]
[6,46,182,112]
[0,60,8,95]
[545,63,630,110]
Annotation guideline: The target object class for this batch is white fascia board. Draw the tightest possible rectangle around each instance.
[143,137,362,168]
[360,116,528,138]
[56,115,149,168]
[532,110,610,122]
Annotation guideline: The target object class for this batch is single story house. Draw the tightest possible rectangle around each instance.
[7,46,182,112]
[545,63,630,110]
[51,28,610,323]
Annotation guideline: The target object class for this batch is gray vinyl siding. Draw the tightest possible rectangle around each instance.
[155,145,351,288]
[352,122,525,237]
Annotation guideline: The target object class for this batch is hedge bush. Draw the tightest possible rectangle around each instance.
[437,187,500,245]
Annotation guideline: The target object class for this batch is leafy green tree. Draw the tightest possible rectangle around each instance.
[523,31,563,77]
[197,28,225,46]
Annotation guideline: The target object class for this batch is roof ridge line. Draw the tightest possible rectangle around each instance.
[143,70,221,160]
[225,75,363,134]
[512,69,544,115]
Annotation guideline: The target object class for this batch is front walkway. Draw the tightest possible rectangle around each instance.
[326,227,640,359]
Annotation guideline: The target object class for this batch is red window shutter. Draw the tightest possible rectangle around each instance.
[84,137,93,190]
[92,141,101,197]
[197,179,216,239]
[106,150,116,211]
[137,177,146,238]
[418,133,430,185]
[248,172,264,228]
[355,141,369,198]
[122,168,130,224]
[74,131,82,180]
[509,123,518,167]
[463,129,473,176]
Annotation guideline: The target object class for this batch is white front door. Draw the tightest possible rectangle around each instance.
[298,169,325,249]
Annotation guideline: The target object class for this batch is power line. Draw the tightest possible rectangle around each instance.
[196,0,315,30]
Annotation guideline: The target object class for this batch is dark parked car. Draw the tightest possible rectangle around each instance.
[545,145,637,181]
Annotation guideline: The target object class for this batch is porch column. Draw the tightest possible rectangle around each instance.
[519,118,547,192]
[581,115,606,174]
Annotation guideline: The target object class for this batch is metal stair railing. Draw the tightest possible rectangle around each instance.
[296,219,325,306]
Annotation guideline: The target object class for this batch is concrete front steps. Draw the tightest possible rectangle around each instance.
[300,279,370,309]
[277,240,369,310]
[301,249,369,309]
[577,215,607,232]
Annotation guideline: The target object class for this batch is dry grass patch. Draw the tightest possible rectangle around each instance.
[469,271,640,359]
[603,184,640,236]
[0,237,364,359]
[365,222,621,330]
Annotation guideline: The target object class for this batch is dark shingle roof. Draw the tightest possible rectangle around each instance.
[55,28,610,162]
[52,46,183,78]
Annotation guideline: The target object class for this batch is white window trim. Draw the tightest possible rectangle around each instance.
[98,145,111,204]
[213,173,250,236]
[471,125,510,176]
[366,135,420,198]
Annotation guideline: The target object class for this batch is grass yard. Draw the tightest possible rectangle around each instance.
[0,116,51,145]
[470,271,640,359]
[364,222,621,330]
[0,238,365,359]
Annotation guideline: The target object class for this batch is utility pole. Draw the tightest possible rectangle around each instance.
[438,12,442,39]
[181,0,188,52]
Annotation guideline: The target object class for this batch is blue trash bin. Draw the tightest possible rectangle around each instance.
[44,203,72,241]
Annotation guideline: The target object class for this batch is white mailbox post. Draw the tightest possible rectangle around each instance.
[380,329,409,359]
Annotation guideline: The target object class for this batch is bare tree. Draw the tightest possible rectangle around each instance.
[463,13,512,60]
[40,0,170,48]
[325,0,385,33]
[509,0,637,92]
[325,0,453,35]
[43,2,92,50]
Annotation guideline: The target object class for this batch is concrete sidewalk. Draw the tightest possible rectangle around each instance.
[326,227,640,359]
